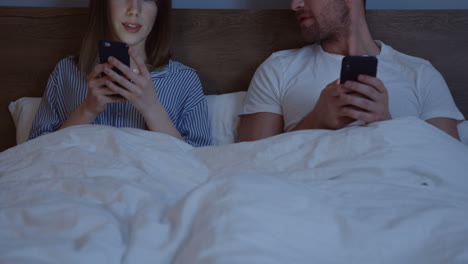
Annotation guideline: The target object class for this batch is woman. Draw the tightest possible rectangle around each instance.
[29,0,211,147]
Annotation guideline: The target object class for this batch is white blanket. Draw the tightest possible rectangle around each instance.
[1,117,468,263]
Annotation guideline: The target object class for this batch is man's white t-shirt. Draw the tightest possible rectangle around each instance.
[240,41,464,132]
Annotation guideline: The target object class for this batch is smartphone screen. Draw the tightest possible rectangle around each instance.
[99,40,130,98]
[340,56,378,84]
[99,40,130,75]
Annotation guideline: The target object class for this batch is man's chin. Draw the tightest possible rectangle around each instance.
[301,33,320,44]
[299,27,320,43]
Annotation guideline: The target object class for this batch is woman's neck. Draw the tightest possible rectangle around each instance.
[129,41,147,70]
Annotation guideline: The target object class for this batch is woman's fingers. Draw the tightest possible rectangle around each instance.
[105,79,132,100]
[107,56,139,82]
[89,63,110,79]
[103,66,138,93]
[129,48,152,79]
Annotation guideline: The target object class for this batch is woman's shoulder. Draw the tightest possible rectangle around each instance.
[168,60,196,73]
[52,56,80,75]
[55,56,78,67]
[46,56,85,88]
[150,59,199,79]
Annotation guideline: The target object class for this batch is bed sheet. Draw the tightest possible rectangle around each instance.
[1,117,467,263]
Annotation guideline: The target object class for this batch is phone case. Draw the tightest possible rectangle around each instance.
[99,40,130,75]
[340,56,378,84]
[99,40,130,98]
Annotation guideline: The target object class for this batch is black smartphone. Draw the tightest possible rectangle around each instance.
[99,40,130,98]
[340,56,378,84]
[99,40,130,73]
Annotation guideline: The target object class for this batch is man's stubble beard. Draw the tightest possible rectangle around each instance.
[301,0,350,44]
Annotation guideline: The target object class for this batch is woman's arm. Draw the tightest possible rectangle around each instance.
[29,65,64,140]
[104,49,185,142]
[60,63,126,130]
[139,102,185,142]
[178,99,212,147]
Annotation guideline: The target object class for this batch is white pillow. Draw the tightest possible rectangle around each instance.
[8,92,247,146]
[458,121,468,145]
[8,97,42,145]
[206,91,246,145]
[9,94,467,147]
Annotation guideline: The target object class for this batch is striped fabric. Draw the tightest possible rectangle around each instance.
[29,57,212,147]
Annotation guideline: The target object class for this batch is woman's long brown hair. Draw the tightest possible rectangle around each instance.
[78,0,172,76]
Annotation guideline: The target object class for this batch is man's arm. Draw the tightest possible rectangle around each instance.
[237,113,284,142]
[416,64,464,141]
[291,79,362,131]
[426,117,461,141]
[237,78,367,141]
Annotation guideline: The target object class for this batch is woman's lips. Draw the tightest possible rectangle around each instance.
[123,23,142,33]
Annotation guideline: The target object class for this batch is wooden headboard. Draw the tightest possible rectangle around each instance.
[1,7,467,151]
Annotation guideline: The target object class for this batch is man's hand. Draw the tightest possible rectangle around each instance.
[294,75,391,131]
[294,79,354,130]
[340,75,392,123]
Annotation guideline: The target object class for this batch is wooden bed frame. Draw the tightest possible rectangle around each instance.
[1,7,467,151]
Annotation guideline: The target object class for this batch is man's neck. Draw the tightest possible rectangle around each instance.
[321,8,380,57]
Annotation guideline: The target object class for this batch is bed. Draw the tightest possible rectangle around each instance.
[1,7,468,263]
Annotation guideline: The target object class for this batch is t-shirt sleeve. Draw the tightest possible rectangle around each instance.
[240,54,284,116]
[178,71,212,147]
[29,66,66,140]
[418,63,465,121]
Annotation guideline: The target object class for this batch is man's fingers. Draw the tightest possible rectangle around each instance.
[357,75,386,94]
[340,92,377,113]
[343,81,379,101]
[341,106,374,123]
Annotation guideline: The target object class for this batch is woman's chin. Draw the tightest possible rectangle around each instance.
[119,38,145,48]
[114,33,143,45]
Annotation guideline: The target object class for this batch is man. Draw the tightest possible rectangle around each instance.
[237,0,463,142]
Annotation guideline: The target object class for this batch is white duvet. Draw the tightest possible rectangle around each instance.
[1,117,468,263]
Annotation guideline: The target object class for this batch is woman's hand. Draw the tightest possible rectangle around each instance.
[104,49,185,141]
[60,63,126,129]
[103,48,161,118]
[83,62,126,116]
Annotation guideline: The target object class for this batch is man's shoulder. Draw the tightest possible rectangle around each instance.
[383,43,433,71]
[261,44,317,71]
[270,45,316,60]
